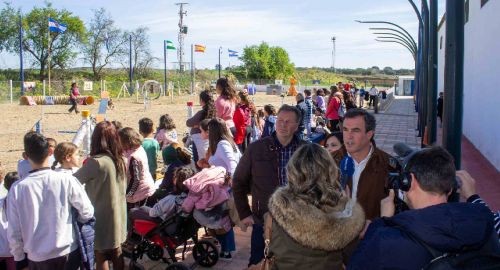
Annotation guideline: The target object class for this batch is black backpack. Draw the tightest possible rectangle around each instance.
[385,218,500,270]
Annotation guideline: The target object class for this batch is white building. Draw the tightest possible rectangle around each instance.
[437,0,500,170]
[396,75,414,96]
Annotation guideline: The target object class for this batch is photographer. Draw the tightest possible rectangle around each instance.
[348,146,500,269]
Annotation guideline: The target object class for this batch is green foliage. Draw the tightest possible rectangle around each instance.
[0,2,86,79]
[241,42,295,80]
[0,3,20,52]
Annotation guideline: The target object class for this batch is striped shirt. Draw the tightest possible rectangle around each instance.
[467,194,500,241]
[273,134,302,186]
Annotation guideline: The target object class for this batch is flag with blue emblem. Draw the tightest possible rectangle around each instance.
[48,18,67,33]
[228,49,238,57]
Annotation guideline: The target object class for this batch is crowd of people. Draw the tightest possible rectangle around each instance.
[0,78,499,270]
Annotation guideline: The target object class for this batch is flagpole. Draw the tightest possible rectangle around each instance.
[19,15,24,96]
[48,17,51,96]
[164,40,167,96]
[191,44,194,95]
[129,35,133,94]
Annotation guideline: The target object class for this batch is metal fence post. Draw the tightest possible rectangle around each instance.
[9,80,13,103]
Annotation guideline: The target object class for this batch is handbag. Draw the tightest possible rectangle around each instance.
[247,213,275,270]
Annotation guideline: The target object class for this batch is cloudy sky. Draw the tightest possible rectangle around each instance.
[0,0,446,70]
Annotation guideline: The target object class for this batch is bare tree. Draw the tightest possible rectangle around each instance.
[122,27,157,78]
[81,8,126,80]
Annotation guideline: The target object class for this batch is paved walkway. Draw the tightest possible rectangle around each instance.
[140,96,499,269]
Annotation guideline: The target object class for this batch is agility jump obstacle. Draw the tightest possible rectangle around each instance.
[19,95,95,106]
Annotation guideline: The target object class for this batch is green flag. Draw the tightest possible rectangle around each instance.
[166,40,176,50]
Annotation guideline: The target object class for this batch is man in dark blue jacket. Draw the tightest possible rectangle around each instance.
[348,146,500,269]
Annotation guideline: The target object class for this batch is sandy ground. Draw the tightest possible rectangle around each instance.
[0,92,295,173]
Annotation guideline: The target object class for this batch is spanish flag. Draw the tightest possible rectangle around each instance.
[194,44,206,53]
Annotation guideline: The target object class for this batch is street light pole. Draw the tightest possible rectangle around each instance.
[372,33,417,54]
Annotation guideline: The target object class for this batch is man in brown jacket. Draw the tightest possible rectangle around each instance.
[332,108,399,236]
[233,105,307,266]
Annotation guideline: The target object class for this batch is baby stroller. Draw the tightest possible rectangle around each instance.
[122,211,219,270]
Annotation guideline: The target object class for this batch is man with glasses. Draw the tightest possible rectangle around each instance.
[233,104,307,267]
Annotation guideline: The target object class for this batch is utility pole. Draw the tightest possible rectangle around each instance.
[331,36,336,73]
[176,2,188,72]
[218,47,222,78]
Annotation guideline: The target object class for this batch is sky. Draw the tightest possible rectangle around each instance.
[0,0,446,70]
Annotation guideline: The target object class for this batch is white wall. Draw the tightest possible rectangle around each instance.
[463,0,500,170]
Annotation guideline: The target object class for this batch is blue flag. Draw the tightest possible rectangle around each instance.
[48,18,67,33]
[228,49,238,57]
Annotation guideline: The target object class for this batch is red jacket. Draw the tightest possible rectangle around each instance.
[233,105,250,144]
[325,96,341,120]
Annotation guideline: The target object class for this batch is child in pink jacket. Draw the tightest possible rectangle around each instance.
[119,127,156,209]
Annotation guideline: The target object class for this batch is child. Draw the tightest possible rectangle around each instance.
[160,143,192,193]
[16,152,31,179]
[129,166,195,225]
[51,142,80,174]
[261,104,277,138]
[196,119,211,169]
[1,170,20,270]
[18,137,57,178]
[156,114,178,150]
[7,132,93,268]
[119,127,156,208]
[139,118,160,180]
[46,138,57,166]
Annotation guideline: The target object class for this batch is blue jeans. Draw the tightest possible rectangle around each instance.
[215,228,236,253]
[249,224,265,266]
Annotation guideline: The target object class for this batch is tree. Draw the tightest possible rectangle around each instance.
[81,8,126,80]
[370,66,381,75]
[122,27,156,78]
[2,3,86,79]
[0,3,20,53]
[241,42,295,80]
[383,66,395,75]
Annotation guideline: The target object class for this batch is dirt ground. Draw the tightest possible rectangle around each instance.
[0,92,295,172]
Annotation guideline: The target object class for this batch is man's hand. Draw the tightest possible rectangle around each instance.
[240,215,254,232]
[456,170,476,200]
[359,220,372,239]
[381,189,396,217]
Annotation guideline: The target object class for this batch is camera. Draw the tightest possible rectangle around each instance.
[389,143,460,213]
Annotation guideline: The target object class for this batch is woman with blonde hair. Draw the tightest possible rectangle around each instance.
[266,143,365,270]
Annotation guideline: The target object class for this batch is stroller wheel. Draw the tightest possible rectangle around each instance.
[192,239,219,267]
[146,244,164,261]
[165,262,189,270]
